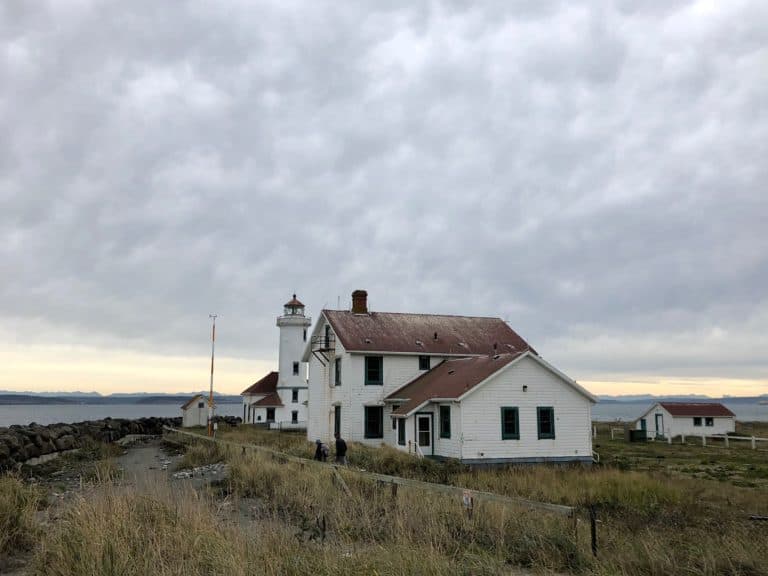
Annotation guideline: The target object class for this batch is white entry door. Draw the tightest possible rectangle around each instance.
[416,414,433,455]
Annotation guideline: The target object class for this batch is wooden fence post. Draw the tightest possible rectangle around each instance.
[724,435,729,448]
[702,435,706,447]
[752,436,756,450]
[667,435,672,445]
[589,505,598,557]
[681,434,685,444]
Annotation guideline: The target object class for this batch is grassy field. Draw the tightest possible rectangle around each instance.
[593,421,768,488]
[177,423,768,575]
[2,424,766,575]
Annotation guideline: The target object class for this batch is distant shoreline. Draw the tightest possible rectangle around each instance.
[0,394,242,406]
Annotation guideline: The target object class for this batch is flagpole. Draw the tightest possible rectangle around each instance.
[208,314,217,437]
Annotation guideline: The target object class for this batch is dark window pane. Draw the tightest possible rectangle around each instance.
[440,405,451,438]
[293,361,299,375]
[537,407,555,439]
[364,406,383,438]
[419,356,430,370]
[397,418,406,445]
[334,358,342,386]
[501,407,519,439]
[365,356,383,385]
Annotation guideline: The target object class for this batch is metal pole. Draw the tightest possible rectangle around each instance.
[208,314,217,437]
[589,504,598,557]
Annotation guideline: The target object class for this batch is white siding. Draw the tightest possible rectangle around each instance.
[307,318,341,441]
[460,356,592,462]
[335,353,440,445]
[434,403,462,459]
[306,314,446,444]
[182,399,207,427]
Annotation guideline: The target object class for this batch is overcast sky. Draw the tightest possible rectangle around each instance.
[1,1,766,396]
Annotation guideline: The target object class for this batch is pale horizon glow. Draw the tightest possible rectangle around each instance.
[0,344,274,396]
[1,343,765,398]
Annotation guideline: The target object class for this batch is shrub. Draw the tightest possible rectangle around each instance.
[0,475,41,558]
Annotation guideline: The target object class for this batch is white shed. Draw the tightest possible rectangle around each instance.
[635,402,736,439]
[181,394,208,428]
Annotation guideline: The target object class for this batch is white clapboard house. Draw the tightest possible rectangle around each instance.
[635,402,736,439]
[181,394,208,428]
[303,290,597,465]
[241,295,311,429]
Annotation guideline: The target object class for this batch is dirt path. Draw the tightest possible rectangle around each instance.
[117,440,172,491]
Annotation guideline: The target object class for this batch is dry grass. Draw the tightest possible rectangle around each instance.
[175,441,223,470]
[30,477,559,576]
[0,475,42,559]
[187,425,768,575]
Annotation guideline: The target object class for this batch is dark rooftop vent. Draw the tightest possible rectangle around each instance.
[364,338,372,344]
[448,369,455,375]
[415,340,423,346]
[493,354,500,360]
[433,332,438,341]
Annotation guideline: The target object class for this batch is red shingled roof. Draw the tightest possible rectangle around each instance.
[659,402,735,417]
[324,310,534,356]
[252,392,283,407]
[241,371,278,395]
[387,353,524,415]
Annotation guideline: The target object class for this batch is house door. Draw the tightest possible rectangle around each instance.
[654,413,664,438]
[416,414,433,455]
[266,408,275,422]
[640,418,647,431]
[334,406,341,437]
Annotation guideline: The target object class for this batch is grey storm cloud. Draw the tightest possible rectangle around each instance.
[1,0,767,382]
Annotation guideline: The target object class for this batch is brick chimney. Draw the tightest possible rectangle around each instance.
[351,290,368,314]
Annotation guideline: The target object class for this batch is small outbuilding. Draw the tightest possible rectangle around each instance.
[181,394,209,428]
[635,402,736,439]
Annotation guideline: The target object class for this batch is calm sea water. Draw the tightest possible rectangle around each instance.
[592,402,768,422]
[0,403,244,427]
[1,402,766,427]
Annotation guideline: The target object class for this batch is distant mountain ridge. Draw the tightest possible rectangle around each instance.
[0,392,243,405]
[598,394,768,404]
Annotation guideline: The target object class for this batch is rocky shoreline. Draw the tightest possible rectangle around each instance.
[0,416,241,470]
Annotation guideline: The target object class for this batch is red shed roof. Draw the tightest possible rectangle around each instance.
[659,402,735,417]
[324,310,534,356]
[181,394,204,410]
[387,353,524,415]
[241,371,278,395]
[252,392,284,407]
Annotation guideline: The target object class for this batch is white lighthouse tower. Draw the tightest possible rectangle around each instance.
[241,294,311,428]
[275,295,311,426]
[277,295,312,389]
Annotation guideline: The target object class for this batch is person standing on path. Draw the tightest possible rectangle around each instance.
[334,433,348,465]
[314,439,329,462]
